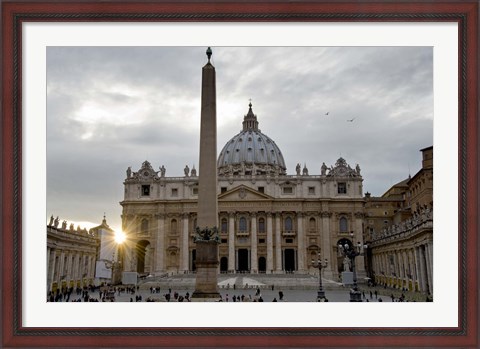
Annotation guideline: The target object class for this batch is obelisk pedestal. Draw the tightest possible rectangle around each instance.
[191,47,221,301]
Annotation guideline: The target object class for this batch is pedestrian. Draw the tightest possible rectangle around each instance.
[279,291,284,301]
[273,297,277,302]
[374,290,378,299]
[258,296,264,302]
[362,291,365,299]
[370,291,373,299]
[378,298,383,302]
[390,294,394,302]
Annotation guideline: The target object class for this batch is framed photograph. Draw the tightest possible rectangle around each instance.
[2,0,478,347]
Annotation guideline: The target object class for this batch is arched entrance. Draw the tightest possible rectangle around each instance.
[220,257,228,273]
[258,257,266,273]
[135,240,150,274]
[284,249,295,272]
[237,249,249,272]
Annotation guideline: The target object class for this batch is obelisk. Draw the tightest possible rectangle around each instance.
[191,47,221,301]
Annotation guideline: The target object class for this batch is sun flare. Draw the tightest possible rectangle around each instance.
[114,231,126,244]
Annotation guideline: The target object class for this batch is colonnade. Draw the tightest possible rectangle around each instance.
[372,241,433,293]
[46,246,96,292]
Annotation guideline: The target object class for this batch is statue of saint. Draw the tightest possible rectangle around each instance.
[160,165,166,177]
[191,166,197,176]
[48,215,54,226]
[54,216,59,228]
[343,257,351,272]
[126,166,131,178]
[302,165,308,176]
[356,164,361,175]
[296,163,301,175]
[62,220,67,230]
[321,162,327,175]
[184,165,190,176]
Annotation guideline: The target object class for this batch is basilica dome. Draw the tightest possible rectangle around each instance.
[217,103,287,176]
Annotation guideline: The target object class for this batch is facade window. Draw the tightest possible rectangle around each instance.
[309,217,316,231]
[308,187,315,194]
[171,188,178,197]
[171,219,177,233]
[339,217,348,232]
[221,238,228,244]
[337,182,347,194]
[283,186,293,194]
[258,186,264,193]
[192,187,198,195]
[284,217,293,231]
[258,218,265,233]
[221,218,228,233]
[141,185,150,196]
[285,238,294,243]
[259,238,266,244]
[141,219,149,234]
[239,217,247,232]
[221,187,227,193]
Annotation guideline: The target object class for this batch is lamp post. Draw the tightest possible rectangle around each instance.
[338,233,367,302]
[311,252,328,301]
[105,250,122,285]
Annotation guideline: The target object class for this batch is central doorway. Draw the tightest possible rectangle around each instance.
[237,249,249,272]
[284,249,295,272]
[220,257,228,273]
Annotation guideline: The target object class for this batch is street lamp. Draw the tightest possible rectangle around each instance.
[311,252,328,301]
[105,251,122,285]
[338,234,367,302]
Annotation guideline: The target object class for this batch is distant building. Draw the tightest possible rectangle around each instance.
[46,216,98,293]
[365,146,433,294]
[90,216,119,285]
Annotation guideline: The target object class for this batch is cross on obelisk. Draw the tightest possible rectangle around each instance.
[191,47,221,301]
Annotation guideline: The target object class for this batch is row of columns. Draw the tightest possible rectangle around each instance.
[128,211,364,276]
[47,247,96,292]
[372,241,433,293]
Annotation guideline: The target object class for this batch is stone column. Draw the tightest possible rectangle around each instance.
[415,246,426,292]
[250,213,258,273]
[155,214,165,274]
[275,213,282,273]
[228,212,235,272]
[354,212,365,275]
[296,212,305,272]
[321,212,333,279]
[47,249,56,292]
[425,242,433,293]
[181,213,190,272]
[266,213,273,273]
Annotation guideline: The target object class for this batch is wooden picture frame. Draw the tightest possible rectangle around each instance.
[2,0,478,347]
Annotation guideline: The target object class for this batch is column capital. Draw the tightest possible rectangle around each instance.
[182,212,190,219]
[155,213,166,219]
[228,211,236,218]
[266,212,273,218]
[320,211,332,218]
[250,212,257,218]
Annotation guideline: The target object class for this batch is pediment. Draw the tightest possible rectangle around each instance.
[218,185,273,201]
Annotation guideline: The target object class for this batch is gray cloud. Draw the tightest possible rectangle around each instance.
[47,46,433,230]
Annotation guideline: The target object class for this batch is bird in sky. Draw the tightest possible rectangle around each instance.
[325,112,329,116]
[347,117,356,122]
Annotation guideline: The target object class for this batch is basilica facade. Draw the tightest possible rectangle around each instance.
[120,103,366,280]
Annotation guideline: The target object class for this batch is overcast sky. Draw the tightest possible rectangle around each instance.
[46,46,433,232]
